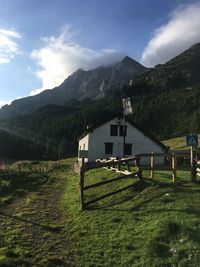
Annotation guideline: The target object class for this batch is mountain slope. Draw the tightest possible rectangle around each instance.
[0,43,200,160]
[0,83,199,160]
[0,56,147,117]
[140,43,200,89]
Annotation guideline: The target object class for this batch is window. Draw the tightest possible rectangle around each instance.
[124,143,132,155]
[110,125,118,136]
[119,125,127,137]
[105,142,113,154]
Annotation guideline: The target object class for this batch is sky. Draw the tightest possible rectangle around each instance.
[0,0,200,108]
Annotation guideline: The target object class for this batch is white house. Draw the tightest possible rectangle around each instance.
[78,115,167,165]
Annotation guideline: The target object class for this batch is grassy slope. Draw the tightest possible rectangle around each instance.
[62,164,200,267]
[0,160,75,266]
[1,159,200,266]
[163,135,200,150]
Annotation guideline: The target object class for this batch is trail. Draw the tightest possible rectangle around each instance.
[0,171,74,266]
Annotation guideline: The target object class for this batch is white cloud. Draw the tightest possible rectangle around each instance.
[0,28,21,64]
[141,3,200,67]
[30,26,124,95]
[30,88,45,96]
[0,99,11,109]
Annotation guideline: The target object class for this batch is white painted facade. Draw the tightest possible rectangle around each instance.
[78,117,166,165]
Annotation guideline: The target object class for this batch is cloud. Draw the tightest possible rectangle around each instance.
[30,88,45,96]
[0,28,21,64]
[30,26,124,95]
[141,3,200,67]
[0,99,11,109]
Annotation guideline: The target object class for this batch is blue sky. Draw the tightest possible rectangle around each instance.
[0,0,200,107]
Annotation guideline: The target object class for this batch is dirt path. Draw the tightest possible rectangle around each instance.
[0,171,74,266]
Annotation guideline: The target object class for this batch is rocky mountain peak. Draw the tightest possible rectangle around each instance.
[0,56,148,117]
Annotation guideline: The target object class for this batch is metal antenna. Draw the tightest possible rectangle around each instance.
[122,97,133,157]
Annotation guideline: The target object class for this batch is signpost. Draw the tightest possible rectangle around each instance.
[186,134,198,147]
[186,134,198,182]
[122,98,133,157]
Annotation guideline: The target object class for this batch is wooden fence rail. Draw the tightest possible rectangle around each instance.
[194,158,200,179]
[79,156,142,210]
[196,161,200,177]
[79,152,198,209]
[136,152,197,183]
[135,153,178,182]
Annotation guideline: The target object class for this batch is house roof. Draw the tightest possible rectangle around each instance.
[78,113,168,151]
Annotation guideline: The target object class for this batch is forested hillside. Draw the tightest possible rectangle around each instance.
[0,81,199,160]
[0,43,200,160]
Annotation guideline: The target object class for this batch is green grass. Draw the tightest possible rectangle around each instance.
[0,160,73,266]
[0,160,57,206]
[163,135,200,150]
[1,159,200,266]
[62,164,200,267]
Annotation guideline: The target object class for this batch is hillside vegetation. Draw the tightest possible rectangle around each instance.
[0,43,200,160]
[139,43,200,90]
[0,84,199,160]
[1,159,200,266]
[163,136,191,150]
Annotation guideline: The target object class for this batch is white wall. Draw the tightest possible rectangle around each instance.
[78,134,89,162]
[78,117,165,164]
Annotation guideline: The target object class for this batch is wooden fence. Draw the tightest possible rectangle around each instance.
[196,160,200,176]
[195,158,200,179]
[135,152,192,183]
[79,156,142,210]
[79,152,199,209]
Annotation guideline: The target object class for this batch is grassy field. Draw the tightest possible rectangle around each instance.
[163,135,199,150]
[0,159,200,266]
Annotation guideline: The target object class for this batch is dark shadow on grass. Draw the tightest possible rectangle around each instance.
[84,179,200,212]
[85,181,160,211]
[0,210,62,233]
[0,173,58,207]
[148,206,200,220]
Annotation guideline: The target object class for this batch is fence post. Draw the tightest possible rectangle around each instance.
[117,158,121,171]
[150,152,155,179]
[136,156,143,182]
[80,157,85,210]
[172,153,177,183]
[196,159,200,178]
[191,147,197,183]
[112,159,115,168]
[126,161,131,172]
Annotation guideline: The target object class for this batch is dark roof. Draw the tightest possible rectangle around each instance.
[78,113,168,151]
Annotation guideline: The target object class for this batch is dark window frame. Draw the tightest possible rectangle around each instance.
[110,124,118,136]
[105,142,113,155]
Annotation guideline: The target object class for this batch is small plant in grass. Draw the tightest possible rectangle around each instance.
[143,218,200,266]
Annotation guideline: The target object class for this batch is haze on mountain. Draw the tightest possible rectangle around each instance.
[0,43,200,160]
[1,42,200,119]
[0,56,147,117]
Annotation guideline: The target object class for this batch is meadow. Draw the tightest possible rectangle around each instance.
[0,157,200,266]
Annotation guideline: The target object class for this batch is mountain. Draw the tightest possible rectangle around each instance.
[0,43,200,160]
[2,43,200,118]
[139,43,200,89]
[0,83,199,160]
[0,56,147,117]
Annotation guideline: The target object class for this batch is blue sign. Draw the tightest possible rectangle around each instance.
[186,134,198,147]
